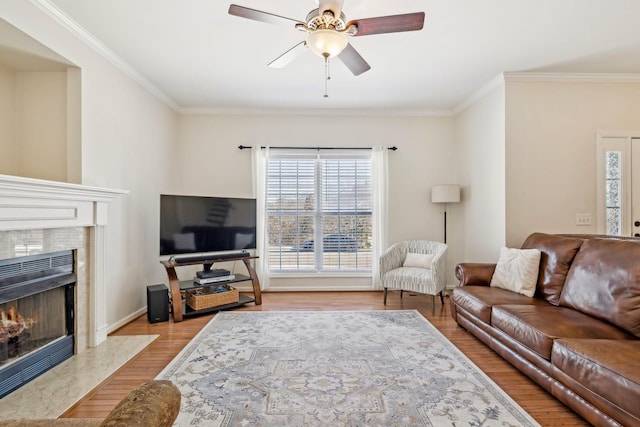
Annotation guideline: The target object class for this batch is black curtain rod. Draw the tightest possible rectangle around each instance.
[238,145,397,151]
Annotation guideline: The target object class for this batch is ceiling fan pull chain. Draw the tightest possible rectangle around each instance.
[324,53,330,98]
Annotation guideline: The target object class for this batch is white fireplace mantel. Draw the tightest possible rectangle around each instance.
[0,174,127,230]
[0,174,128,347]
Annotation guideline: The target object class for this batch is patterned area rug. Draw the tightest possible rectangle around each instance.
[158,310,539,426]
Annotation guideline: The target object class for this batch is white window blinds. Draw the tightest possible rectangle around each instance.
[266,153,372,272]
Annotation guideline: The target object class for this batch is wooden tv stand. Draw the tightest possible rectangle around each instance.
[160,255,261,322]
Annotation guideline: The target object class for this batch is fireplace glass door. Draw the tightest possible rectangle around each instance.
[1,286,69,367]
[0,250,76,397]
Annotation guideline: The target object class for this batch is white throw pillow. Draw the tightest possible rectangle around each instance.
[490,247,541,297]
[403,252,434,269]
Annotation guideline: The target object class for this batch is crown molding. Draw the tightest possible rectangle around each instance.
[31,0,180,111]
[597,130,640,139]
[503,72,640,83]
[177,106,455,117]
[452,71,640,114]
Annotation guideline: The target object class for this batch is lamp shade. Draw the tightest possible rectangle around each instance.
[431,185,461,204]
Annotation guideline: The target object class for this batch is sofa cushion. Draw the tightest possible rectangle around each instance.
[451,286,546,325]
[490,247,541,297]
[552,339,640,420]
[491,305,635,360]
[521,233,584,305]
[560,238,640,337]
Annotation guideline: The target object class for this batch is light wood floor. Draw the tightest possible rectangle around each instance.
[62,291,589,426]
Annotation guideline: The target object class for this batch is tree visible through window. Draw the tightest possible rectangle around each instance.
[266,153,372,272]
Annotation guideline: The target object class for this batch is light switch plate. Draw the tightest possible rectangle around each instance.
[576,213,592,226]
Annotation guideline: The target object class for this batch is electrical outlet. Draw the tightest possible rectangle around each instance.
[576,213,592,226]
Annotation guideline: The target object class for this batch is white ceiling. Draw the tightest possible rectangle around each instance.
[42,0,640,114]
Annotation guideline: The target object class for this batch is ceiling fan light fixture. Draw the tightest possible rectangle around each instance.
[306,29,348,58]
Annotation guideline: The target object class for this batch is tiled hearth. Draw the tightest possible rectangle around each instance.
[0,334,157,419]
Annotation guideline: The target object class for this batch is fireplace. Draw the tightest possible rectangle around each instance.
[0,174,126,397]
[0,250,76,398]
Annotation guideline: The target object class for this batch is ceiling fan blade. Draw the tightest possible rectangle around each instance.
[268,41,308,68]
[318,0,344,17]
[228,4,304,27]
[337,43,371,76]
[347,12,425,37]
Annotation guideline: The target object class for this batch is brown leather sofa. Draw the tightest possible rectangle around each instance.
[450,232,640,427]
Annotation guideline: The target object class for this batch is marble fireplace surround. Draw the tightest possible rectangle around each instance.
[0,174,127,353]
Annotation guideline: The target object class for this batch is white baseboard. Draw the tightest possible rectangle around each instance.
[108,306,147,334]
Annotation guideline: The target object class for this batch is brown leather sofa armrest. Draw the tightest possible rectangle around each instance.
[0,420,101,426]
[455,263,496,286]
[0,381,180,427]
[100,380,181,427]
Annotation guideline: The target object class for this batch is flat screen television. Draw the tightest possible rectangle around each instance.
[160,194,257,257]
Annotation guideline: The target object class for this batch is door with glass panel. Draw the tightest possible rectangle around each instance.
[596,135,640,236]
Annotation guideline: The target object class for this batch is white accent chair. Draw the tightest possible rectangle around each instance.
[379,240,448,314]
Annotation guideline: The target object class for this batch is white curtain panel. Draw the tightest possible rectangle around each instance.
[371,146,389,289]
[251,146,270,290]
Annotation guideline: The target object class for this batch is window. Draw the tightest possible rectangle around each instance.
[605,150,622,235]
[596,135,634,236]
[266,152,372,272]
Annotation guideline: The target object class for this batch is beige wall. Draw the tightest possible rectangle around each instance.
[0,63,16,174]
[176,113,458,290]
[505,79,640,247]
[455,81,506,263]
[14,71,67,181]
[0,65,81,183]
[66,68,81,184]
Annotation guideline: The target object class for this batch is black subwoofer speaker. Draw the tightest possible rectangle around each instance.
[147,284,169,323]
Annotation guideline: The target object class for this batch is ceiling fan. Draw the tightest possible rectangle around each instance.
[228,0,425,84]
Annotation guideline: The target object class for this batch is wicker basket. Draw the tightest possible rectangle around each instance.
[186,284,239,310]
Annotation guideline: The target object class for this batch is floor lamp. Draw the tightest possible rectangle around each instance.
[431,185,461,243]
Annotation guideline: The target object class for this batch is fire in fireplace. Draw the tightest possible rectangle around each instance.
[0,305,36,358]
[0,250,75,398]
